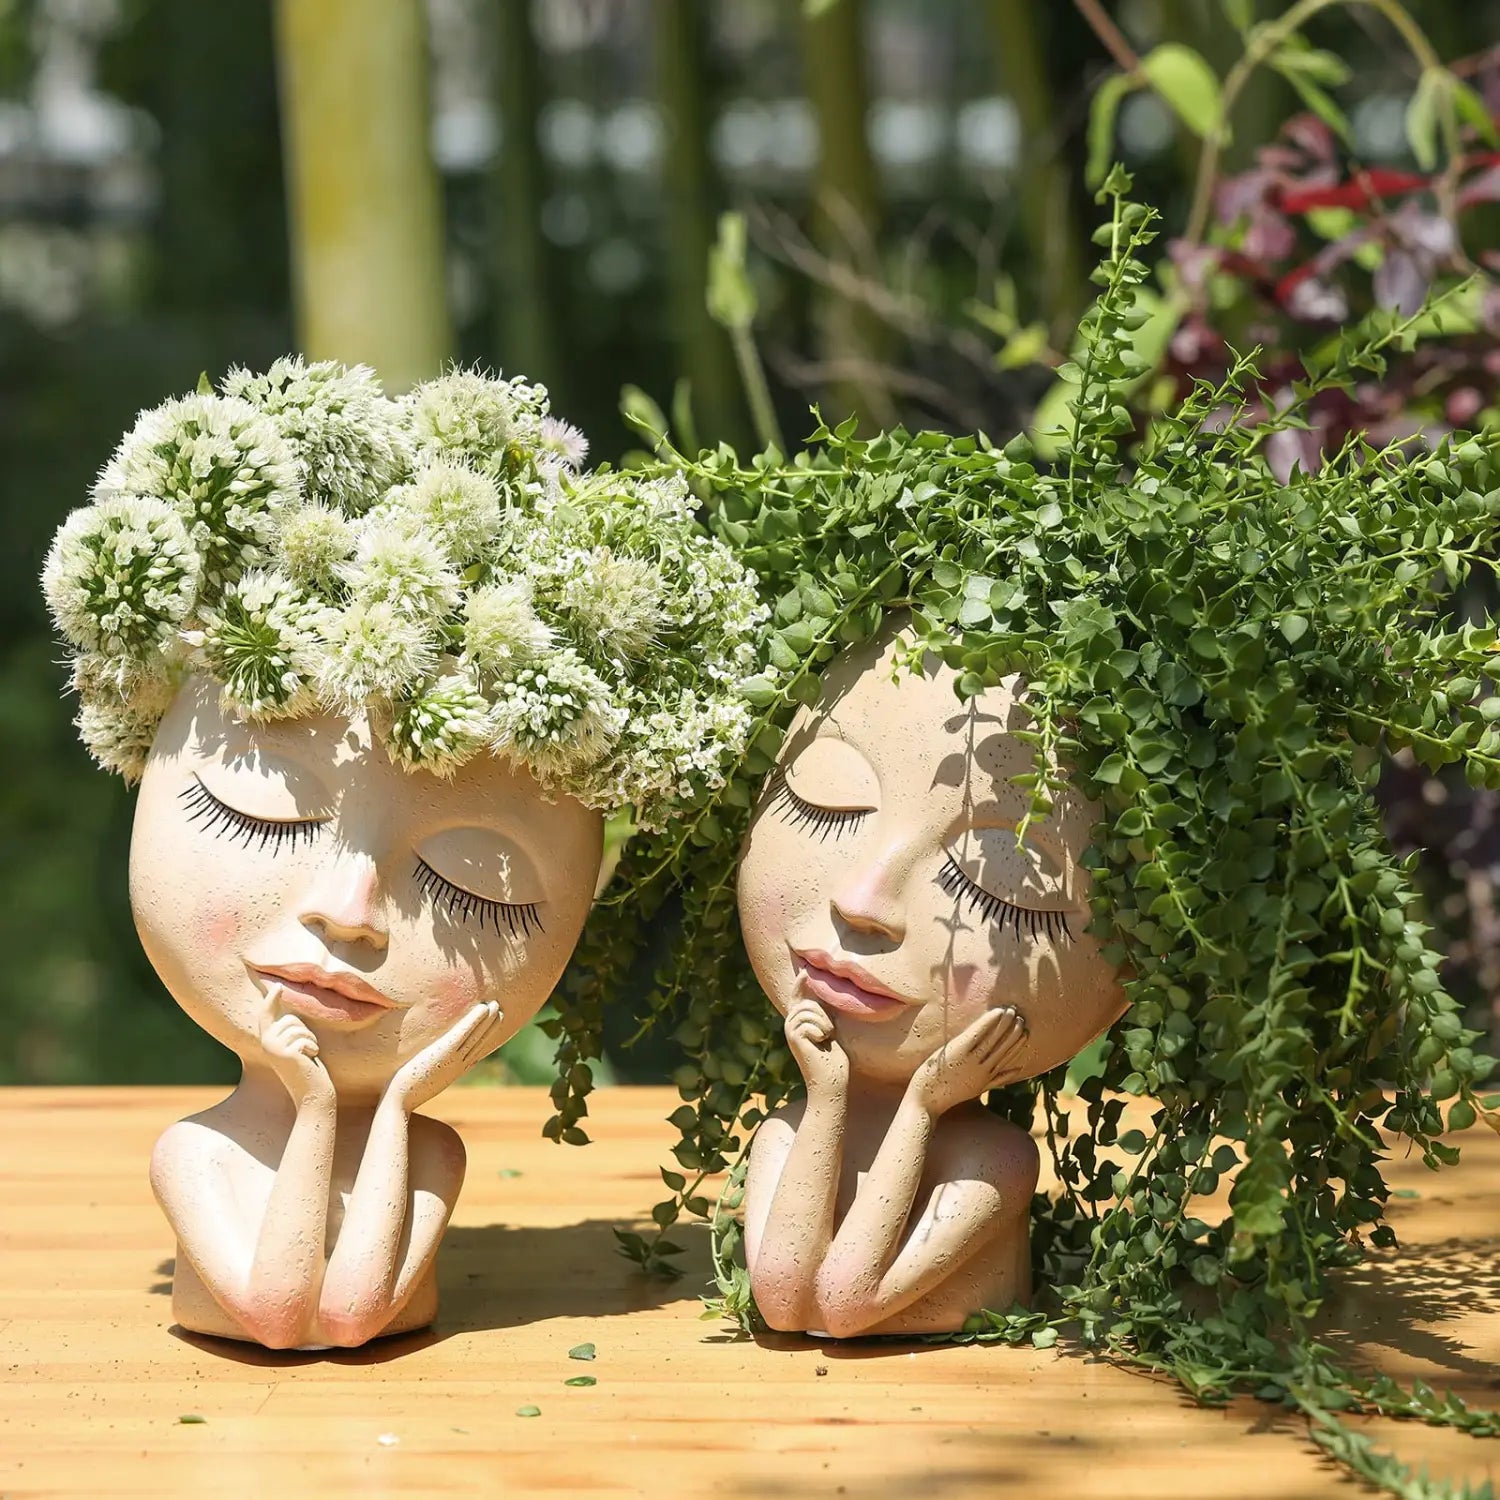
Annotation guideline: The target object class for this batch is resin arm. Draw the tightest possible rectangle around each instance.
[743,998,850,1331]
[813,1007,1033,1338]
[150,1015,337,1349]
[316,1001,505,1346]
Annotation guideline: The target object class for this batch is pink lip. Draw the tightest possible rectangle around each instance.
[792,948,909,1022]
[254,962,396,1025]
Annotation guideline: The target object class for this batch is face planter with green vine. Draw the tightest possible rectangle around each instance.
[737,622,1126,1336]
[41,360,763,1348]
[555,174,1500,1493]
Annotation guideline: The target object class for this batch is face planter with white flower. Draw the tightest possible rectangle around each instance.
[42,360,763,1348]
[737,623,1125,1338]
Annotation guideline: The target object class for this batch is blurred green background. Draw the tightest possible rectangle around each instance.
[2,0,1497,1085]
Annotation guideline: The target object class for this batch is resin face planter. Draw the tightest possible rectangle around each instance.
[134,678,603,1348]
[737,624,1125,1337]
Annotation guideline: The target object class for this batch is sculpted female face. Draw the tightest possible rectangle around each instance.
[738,625,1125,1088]
[130,678,604,1100]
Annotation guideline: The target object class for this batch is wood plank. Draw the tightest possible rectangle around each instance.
[0,1086,1494,1498]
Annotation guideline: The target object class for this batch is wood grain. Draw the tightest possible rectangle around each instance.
[0,1086,1496,1498]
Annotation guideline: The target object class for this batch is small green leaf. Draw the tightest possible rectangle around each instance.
[1452,78,1500,147]
[620,384,668,447]
[1140,44,1222,139]
[1406,68,1445,171]
[1271,64,1351,145]
[707,212,757,332]
[1087,73,1141,189]
[195,371,212,396]
[739,675,778,707]
[564,1375,598,1387]
[568,1342,597,1361]
[1031,1327,1059,1349]
[516,1404,542,1418]
[178,1413,207,1425]
[1279,614,1310,645]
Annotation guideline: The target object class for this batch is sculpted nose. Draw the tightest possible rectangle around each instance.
[830,837,912,943]
[299,852,388,951]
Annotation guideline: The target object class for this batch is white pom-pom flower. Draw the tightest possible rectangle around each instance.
[98,392,298,591]
[192,569,330,720]
[385,669,494,776]
[403,368,549,474]
[275,502,356,590]
[561,547,668,662]
[44,362,765,829]
[339,514,460,618]
[391,462,503,562]
[318,599,438,707]
[222,357,410,513]
[460,579,555,676]
[490,648,627,780]
[42,495,202,659]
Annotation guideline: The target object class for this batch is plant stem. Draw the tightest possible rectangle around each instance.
[731,324,786,455]
[1072,0,1140,72]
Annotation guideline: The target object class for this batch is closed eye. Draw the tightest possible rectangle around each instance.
[766,769,871,841]
[414,857,545,939]
[938,854,1074,944]
[179,776,325,853]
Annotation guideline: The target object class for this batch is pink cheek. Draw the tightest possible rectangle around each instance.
[432,967,484,1019]
[943,961,992,1007]
[196,906,241,952]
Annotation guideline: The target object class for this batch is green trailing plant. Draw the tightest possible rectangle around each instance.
[555,170,1500,1495]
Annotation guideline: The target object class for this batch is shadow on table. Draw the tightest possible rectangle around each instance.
[1320,1232,1500,1389]
[710,1232,1500,1497]
[156,1218,711,1368]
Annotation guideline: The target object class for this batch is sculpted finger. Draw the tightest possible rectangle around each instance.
[465,1005,507,1063]
[449,1002,492,1049]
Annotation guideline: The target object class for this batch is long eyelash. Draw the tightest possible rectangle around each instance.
[414,857,545,940]
[179,777,323,853]
[765,769,870,842]
[938,854,1074,945]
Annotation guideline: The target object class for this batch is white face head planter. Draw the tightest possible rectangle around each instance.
[738,622,1125,1338]
[42,361,763,1347]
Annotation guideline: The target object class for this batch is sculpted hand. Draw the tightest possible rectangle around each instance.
[260,1010,335,1107]
[785,997,849,1096]
[910,1005,1027,1117]
[387,1000,507,1112]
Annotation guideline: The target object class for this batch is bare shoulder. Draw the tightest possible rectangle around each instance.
[746,1098,809,1169]
[409,1112,466,1194]
[752,1097,807,1146]
[931,1106,1040,1203]
[149,1113,233,1191]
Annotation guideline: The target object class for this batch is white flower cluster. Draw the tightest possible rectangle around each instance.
[41,362,764,822]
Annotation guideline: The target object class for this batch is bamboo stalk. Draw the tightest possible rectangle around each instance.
[987,0,1087,339]
[273,0,452,391]
[492,0,559,395]
[655,0,744,449]
[798,0,892,430]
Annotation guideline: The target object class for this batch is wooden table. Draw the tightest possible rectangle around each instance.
[1,1087,1496,1498]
